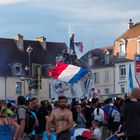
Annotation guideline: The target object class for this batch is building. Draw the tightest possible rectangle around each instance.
[0,34,67,100]
[81,19,140,98]
[81,46,115,98]
[114,19,140,95]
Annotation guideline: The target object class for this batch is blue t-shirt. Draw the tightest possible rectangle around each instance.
[0,125,12,140]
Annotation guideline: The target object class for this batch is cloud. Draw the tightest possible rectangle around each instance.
[0,0,140,56]
[0,0,27,5]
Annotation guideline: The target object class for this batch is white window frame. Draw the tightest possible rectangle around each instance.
[93,72,100,84]
[119,39,126,57]
[120,84,125,93]
[104,70,109,82]
[105,88,109,94]
[137,36,140,54]
[119,65,126,80]
[12,63,22,75]
[16,81,22,95]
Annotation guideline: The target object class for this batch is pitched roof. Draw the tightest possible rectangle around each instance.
[116,23,140,41]
[0,37,67,76]
[100,45,114,54]
[81,46,114,68]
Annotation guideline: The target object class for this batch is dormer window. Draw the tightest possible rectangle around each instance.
[11,63,22,76]
[104,49,110,64]
[88,53,93,66]
[137,36,140,54]
[119,39,126,57]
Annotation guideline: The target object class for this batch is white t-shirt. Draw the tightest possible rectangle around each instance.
[93,128,101,140]
[111,109,120,122]
[93,108,104,122]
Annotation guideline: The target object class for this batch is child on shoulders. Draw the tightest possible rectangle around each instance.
[90,120,101,140]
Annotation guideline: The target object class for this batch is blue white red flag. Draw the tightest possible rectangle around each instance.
[48,62,88,84]
[75,42,83,53]
[70,128,92,139]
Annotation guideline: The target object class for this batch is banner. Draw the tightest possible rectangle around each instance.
[135,54,140,87]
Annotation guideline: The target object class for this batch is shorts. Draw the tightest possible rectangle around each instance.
[57,130,70,140]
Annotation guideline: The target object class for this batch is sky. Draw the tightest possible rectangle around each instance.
[0,0,140,57]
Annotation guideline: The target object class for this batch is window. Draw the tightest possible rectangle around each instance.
[93,72,100,84]
[119,39,126,57]
[88,54,93,66]
[137,37,140,54]
[104,71,109,82]
[11,63,22,75]
[16,82,22,95]
[15,66,20,73]
[105,88,109,94]
[120,84,125,93]
[119,65,126,80]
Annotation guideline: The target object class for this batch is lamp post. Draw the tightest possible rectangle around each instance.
[26,45,33,97]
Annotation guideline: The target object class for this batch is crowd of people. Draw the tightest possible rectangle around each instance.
[56,49,77,65]
[55,33,77,65]
[0,87,140,140]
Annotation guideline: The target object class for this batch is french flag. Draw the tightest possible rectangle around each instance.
[70,128,92,139]
[75,42,84,53]
[48,62,88,84]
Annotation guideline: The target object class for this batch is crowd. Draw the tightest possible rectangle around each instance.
[0,87,140,140]
[56,49,78,65]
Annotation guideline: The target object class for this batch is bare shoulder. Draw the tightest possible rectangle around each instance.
[50,108,59,116]
[65,108,72,115]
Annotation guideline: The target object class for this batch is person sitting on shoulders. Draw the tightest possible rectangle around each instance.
[91,120,101,140]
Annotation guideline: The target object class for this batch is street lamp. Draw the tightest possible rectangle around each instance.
[26,45,33,97]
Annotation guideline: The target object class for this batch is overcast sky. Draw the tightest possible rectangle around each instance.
[0,0,140,57]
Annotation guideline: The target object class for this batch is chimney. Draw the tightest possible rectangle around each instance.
[15,34,24,51]
[88,53,93,66]
[36,36,46,50]
[128,19,134,29]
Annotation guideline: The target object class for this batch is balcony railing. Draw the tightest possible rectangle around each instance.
[119,75,126,80]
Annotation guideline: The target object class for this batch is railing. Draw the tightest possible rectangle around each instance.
[119,75,126,80]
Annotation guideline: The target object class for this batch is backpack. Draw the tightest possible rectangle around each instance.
[35,106,49,134]
[17,107,36,134]
[108,108,114,130]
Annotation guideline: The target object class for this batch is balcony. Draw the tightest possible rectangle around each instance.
[119,75,126,80]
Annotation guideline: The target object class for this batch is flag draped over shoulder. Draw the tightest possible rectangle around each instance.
[75,42,83,53]
[48,62,88,84]
[70,128,92,139]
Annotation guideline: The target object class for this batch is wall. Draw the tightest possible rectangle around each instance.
[91,66,115,95]
[0,76,50,101]
[114,38,137,60]
[115,61,139,95]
